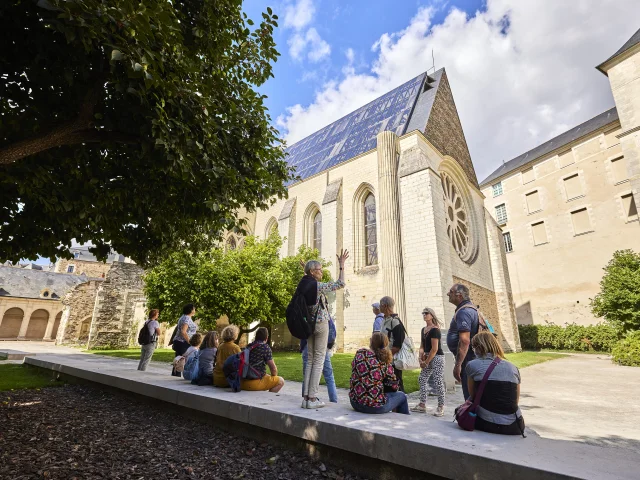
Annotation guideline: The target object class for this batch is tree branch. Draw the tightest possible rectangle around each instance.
[0,127,140,165]
[0,76,117,165]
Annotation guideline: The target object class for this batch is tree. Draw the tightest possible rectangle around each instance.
[0,0,291,266]
[143,234,330,332]
[591,249,640,333]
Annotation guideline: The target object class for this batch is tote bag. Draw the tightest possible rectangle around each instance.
[393,322,421,371]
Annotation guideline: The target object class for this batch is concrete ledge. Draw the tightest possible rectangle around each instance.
[0,349,35,360]
[25,354,638,480]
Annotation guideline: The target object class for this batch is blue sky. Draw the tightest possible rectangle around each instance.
[245,0,484,135]
[243,0,639,182]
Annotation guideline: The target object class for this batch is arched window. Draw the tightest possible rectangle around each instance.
[313,211,322,253]
[364,194,378,266]
[226,235,237,251]
[264,217,278,238]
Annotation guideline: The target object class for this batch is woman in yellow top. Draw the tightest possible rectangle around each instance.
[213,324,241,387]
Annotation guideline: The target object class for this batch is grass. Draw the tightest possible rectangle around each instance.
[0,364,65,391]
[87,348,564,394]
[87,347,176,363]
[272,351,565,393]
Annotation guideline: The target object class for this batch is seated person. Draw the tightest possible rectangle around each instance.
[183,333,202,359]
[466,331,525,436]
[196,331,218,386]
[349,332,409,415]
[213,325,241,387]
[240,327,285,393]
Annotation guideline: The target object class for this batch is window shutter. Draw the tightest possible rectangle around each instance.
[571,208,592,235]
[532,222,548,245]
[526,191,541,213]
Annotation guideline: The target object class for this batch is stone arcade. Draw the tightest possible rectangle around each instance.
[234,68,522,352]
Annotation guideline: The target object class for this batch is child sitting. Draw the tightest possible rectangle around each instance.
[196,331,218,386]
[173,333,202,374]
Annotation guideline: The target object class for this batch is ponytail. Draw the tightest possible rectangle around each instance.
[370,332,393,365]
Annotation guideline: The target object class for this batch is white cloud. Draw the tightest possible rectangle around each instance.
[288,27,331,62]
[277,0,640,181]
[283,0,331,63]
[284,0,316,30]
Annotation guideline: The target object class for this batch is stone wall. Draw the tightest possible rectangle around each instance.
[452,275,500,334]
[57,279,103,345]
[424,71,478,187]
[87,262,145,349]
[54,259,110,278]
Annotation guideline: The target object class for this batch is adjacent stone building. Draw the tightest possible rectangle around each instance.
[480,28,640,326]
[0,266,85,340]
[246,68,521,353]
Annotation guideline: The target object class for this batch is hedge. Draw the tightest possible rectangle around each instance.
[612,330,640,367]
[518,323,620,352]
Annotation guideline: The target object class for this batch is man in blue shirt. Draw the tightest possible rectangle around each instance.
[445,283,479,400]
[372,302,384,332]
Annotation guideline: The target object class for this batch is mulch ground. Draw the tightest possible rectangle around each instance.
[0,384,369,480]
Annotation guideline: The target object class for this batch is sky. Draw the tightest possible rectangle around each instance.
[243,0,640,183]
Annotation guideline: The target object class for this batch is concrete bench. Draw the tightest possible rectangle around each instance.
[24,353,638,480]
[0,349,34,360]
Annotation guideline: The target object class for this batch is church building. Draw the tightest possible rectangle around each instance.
[236,68,522,353]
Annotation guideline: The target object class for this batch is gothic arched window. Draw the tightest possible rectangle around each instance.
[364,194,378,266]
[313,211,322,253]
[226,235,237,251]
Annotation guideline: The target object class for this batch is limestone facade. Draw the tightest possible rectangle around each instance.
[58,280,103,345]
[481,35,640,326]
[54,258,110,278]
[252,127,521,353]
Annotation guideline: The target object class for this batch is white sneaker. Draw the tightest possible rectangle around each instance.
[301,399,308,409]
[433,406,445,417]
[306,399,326,409]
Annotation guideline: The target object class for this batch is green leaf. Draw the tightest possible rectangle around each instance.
[111,49,124,61]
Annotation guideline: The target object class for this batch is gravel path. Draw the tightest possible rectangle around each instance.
[0,384,369,480]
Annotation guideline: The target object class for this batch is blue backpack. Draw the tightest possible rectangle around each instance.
[222,344,261,392]
[182,351,201,381]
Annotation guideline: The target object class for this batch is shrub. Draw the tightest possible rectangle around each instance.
[518,323,620,352]
[591,249,640,333]
[612,330,640,367]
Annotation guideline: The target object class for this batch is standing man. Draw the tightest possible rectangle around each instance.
[446,284,478,400]
[138,309,161,371]
[372,302,384,332]
[380,296,406,392]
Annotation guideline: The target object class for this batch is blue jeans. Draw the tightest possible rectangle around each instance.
[302,346,338,403]
[350,391,410,415]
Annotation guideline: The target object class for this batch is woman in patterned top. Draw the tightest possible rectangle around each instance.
[298,250,349,410]
[349,332,410,415]
[171,304,198,377]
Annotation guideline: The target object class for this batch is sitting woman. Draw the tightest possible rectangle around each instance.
[349,332,409,415]
[466,331,525,436]
[213,325,241,387]
[196,331,219,386]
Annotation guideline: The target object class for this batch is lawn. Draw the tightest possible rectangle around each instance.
[88,348,564,394]
[0,364,65,391]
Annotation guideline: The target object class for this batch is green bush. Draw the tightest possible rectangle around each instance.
[518,323,620,352]
[612,330,640,366]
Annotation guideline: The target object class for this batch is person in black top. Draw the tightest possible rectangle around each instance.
[411,307,446,416]
[380,296,406,392]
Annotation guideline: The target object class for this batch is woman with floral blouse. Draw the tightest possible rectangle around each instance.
[349,332,410,415]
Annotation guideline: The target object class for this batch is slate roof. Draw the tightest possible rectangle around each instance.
[597,27,640,74]
[0,266,88,300]
[285,69,444,183]
[68,245,125,263]
[479,107,619,188]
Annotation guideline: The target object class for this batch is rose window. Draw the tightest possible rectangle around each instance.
[441,173,470,260]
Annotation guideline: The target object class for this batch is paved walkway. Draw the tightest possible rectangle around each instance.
[3,342,640,454]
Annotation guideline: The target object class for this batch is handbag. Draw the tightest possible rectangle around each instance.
[454,357,501,431]
[393,321,421,371]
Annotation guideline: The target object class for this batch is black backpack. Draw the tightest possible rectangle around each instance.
[286,291,321,340]
[137,320,155,345]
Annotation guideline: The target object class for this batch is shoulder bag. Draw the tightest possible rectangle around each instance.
[392,320,421,371]
[454,357,501,431]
